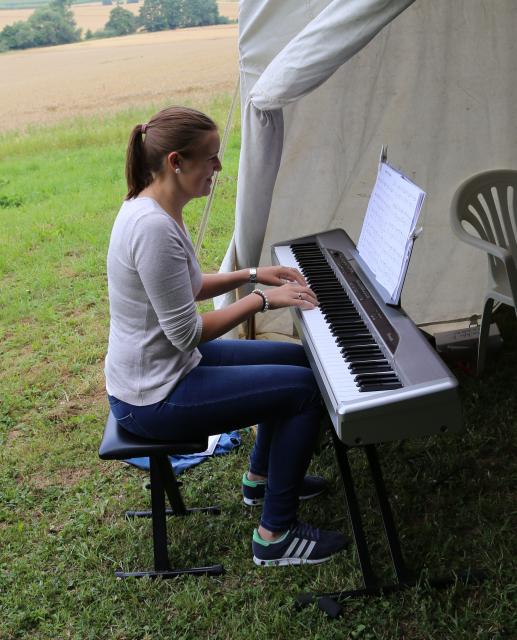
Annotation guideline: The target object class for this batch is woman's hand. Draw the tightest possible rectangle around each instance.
[256,265,307,287]
[266,282,319,311]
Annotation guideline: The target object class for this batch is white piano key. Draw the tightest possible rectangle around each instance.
[276,246,369,402]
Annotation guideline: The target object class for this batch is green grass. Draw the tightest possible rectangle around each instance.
[1,95,516,639]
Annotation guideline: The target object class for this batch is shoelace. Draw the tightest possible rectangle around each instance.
[292,521,321,541]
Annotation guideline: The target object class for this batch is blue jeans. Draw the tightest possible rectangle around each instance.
[108,339,323,532]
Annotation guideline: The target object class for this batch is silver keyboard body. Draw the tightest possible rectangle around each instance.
[272,229,462,446]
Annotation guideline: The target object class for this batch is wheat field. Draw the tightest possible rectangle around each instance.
[0,23,238,132]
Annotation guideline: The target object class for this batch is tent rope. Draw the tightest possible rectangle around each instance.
[195,78,240,257]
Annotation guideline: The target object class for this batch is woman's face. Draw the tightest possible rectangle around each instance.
[176,130,222,198]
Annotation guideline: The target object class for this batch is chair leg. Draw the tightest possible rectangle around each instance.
[149,456,172,572]
[118,455,224,579]
[159,456,221,517]
[477,297,494,376]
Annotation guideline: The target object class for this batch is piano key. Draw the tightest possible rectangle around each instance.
[284,245,400,400]
[277,243,404,403]
[272,234,463,446]
[349,363,391,374]
[358,382,403,392]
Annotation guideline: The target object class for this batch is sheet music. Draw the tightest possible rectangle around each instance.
[357,162,425,304]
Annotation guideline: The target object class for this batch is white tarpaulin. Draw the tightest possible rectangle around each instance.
[219,0,517,332]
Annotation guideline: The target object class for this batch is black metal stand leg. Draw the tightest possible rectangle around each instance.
[115,565,224,579]
[118,455,224,579]
[157,455,188,515]
[296,437,486,618]
[365,444,413,585]
[126,456,221,518]
[330,429,378,589]
[149,456,171,572]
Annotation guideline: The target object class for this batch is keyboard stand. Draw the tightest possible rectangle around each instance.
[295,427,485,619]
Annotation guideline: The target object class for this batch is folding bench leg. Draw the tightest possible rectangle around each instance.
[117,455,224,579]
[158,456,221,517]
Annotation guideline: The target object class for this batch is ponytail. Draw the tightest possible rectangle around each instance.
[125,124,152,200]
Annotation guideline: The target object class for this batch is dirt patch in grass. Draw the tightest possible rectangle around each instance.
[6,428,25,443]
[0,24,238,132]
[29,466,91,489]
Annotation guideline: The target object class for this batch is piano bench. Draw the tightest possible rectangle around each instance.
[99,411,224,579]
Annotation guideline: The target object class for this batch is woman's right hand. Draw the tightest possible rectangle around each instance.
[265,282,319,311]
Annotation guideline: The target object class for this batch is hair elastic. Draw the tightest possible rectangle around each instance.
[141,123,148,134]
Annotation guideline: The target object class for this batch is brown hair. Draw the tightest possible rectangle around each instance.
[125,106,217,199]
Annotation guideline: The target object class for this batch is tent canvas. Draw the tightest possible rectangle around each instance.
[218,0,517,333]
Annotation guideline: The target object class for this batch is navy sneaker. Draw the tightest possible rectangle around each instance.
[252,521,348,566]
[242,473,327,506]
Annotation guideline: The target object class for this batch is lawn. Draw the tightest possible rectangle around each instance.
[0,94,516,639]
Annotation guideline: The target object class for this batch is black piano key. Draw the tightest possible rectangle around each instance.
[322,309,358,316]
[344,352,384,360]
[342,342,381,351]
[349,363,391,374]
[329,323,367,330]
[355,375,400,385]
[358,382,403,392]
[325,314,363,322]
[338,342,377,351]
[325,313,363,319]
[314,294,347,301]
[345,355,384,364]
[336,334,375,343]
[354,371,398,380]
[331,329,371,337]
[342,346,383,355]
[348,357,388,366]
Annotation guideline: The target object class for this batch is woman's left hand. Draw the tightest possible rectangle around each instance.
[256,265,307,287]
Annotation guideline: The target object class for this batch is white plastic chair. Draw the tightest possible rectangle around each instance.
[451,170,517,374]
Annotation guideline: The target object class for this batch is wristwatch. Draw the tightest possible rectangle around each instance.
[249,267,257,284]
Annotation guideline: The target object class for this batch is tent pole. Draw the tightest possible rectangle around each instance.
[246,315,256,340]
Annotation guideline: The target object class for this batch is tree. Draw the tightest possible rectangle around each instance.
[0,0,80,50]
[181,0,219,27]
[133,0,224,34]
[0,21,34,49]
[105,6,137,35]
[139,0,169,31]
[28,6,81,46]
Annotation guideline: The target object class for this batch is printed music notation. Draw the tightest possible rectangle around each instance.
[357,161,425,305]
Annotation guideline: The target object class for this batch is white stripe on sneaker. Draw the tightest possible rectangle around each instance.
[283,537,299,558]
[293,539,308,558]
[301,540,316,559]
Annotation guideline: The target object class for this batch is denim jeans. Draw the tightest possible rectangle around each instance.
[108,339,323,532]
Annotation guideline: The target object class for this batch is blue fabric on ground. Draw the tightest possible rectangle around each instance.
[123,431,241,475]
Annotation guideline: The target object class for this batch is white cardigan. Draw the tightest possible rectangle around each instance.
[105,197,203,406]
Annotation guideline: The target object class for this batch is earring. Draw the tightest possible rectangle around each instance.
[175,168,181,174]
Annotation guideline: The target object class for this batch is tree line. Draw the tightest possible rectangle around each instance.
[0,0,229,51]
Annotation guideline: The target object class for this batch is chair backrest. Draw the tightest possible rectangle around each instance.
[451,169,517,275]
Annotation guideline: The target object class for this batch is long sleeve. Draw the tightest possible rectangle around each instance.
[105,198,204,405]
[131,214,202,353]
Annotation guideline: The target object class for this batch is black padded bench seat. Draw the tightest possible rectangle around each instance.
[99,411,224,579]
[99,412,210,459]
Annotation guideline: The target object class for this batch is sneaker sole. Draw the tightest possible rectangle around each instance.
[253,555,332,567]
[243,489,325,507]
[243,496,263,507]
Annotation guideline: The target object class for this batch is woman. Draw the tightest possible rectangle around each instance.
[105,106,347,566]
